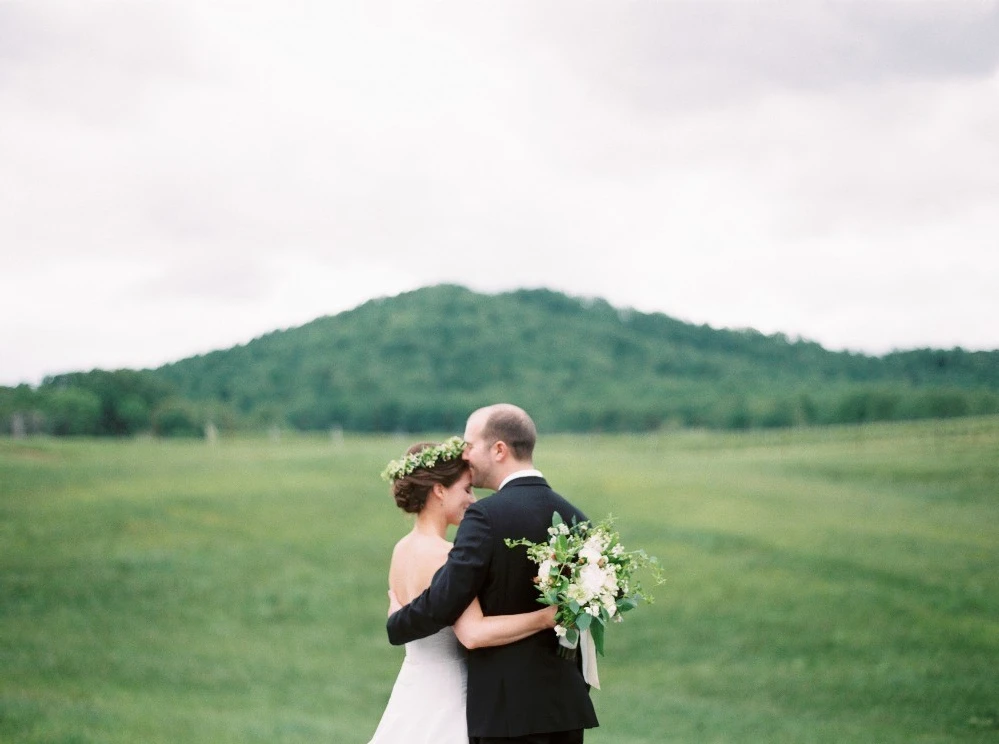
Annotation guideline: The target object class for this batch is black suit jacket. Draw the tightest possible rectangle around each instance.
[386,476,599,738]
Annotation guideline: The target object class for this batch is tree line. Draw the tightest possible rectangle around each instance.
[0,370,224,438]
[3,285,998,437]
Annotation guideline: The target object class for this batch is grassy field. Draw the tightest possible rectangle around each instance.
[1,418,997,743]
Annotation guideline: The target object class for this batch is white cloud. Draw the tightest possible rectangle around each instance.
[1,0,998,386]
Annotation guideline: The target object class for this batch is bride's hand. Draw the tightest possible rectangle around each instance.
[387,588,403,616]
[541,605,558,629]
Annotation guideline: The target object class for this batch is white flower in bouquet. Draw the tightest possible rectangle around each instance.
[579,562,612,599]
[578,537,606,564]
[537,559,556,588]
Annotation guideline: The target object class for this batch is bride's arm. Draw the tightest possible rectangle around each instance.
[452,597,557,650]
[388,589,555,648]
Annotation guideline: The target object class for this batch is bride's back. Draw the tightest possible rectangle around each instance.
[389,532,452,605]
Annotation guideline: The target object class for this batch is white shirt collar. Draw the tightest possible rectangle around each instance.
[498,469,544,491]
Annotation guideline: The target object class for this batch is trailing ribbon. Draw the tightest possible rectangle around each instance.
[580,629,601,689]
[558,630,601,689]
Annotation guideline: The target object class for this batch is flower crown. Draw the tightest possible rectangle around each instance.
[381,436,467,482]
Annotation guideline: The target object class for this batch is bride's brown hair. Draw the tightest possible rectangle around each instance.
[391,441,469,514]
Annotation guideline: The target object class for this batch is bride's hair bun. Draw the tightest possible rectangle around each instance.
[390,441,468,514]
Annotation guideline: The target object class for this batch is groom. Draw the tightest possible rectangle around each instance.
[387,403,599,743]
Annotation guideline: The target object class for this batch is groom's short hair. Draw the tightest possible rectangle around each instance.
[482,404,536,462]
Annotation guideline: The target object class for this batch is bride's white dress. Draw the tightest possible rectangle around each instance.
[367,626,468,743]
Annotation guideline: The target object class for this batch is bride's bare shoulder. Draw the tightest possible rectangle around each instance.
[389,532,453,602]
[392,532,450,564]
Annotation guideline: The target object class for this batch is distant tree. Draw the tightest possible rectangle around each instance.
[152,399,201,437]
[41,369,176,436]
[0,385,45,436]
[899,389,970,420]
[117,394,151,434]
[43,388,102,435]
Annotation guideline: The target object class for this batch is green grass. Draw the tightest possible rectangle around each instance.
[2,419,997,743]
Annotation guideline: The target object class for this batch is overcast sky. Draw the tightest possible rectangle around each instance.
[2,1,998,387]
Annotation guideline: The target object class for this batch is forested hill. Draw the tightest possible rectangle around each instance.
[157,285,998,432]
[5,284,998,436]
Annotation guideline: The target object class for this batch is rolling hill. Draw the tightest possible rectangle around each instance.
[143,284,999,433]
[5,284,997,435]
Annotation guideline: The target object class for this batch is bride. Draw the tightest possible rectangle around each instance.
[368,438,556,744]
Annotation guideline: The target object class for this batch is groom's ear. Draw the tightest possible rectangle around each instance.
[493,440,508,461]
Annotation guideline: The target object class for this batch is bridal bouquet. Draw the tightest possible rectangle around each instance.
[506,512,664,658]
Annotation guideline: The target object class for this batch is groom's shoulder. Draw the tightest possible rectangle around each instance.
[497,475,550,493]
[476,479,541,510]
[485,478,548,504]
[489,478,581,515]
